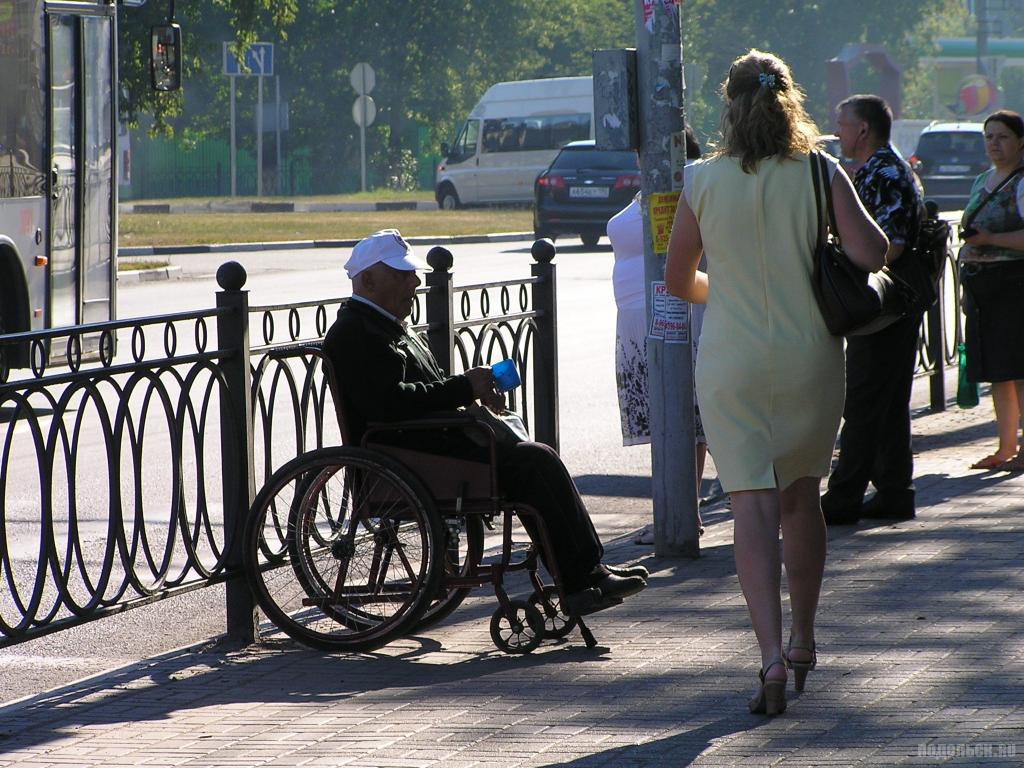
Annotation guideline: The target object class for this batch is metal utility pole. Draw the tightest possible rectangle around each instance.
[594,1,699,557]
[634,0,699,558]
[976,0,989,75]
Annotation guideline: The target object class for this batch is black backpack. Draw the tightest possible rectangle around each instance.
[887,201,951,314]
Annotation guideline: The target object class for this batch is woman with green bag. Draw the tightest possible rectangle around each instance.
[958,110,1024,470]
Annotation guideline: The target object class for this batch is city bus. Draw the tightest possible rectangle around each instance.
[0,0,119,370]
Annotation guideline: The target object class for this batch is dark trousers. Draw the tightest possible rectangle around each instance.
[826,314,921,506]
[498,441,604,592]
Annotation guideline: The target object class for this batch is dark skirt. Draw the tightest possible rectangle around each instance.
[961,259,1024,382]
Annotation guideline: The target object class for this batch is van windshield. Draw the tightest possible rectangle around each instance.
[551,148,637,171]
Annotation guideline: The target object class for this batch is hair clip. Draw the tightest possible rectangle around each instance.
[758,73,777,89]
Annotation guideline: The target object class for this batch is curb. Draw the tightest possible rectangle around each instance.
[116,265,183,283]
[117,232,534,258]
[119,200,439,215]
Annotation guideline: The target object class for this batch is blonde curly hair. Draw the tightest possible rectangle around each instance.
[716,49,820,173]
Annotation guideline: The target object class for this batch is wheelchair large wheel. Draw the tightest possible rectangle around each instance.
[243,446,444,652]
[414,514,485,632]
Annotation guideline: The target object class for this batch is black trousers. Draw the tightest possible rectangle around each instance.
[826,314,921,505]
[377,429,605,594]
[497,441,604,592]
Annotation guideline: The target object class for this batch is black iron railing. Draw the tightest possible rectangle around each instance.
[0,242,559,646]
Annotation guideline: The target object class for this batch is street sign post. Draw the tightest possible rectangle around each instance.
[350,62,376,192]
[223,42,275,196]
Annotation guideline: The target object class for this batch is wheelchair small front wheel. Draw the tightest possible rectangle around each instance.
[528,586,577,639]
[489,600,544,654]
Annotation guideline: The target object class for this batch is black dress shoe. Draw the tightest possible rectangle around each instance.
[603,562,650,580]
[563,587,622,616]
[860,494,915,520]
[821,493,861,526]
[591,571,647,600]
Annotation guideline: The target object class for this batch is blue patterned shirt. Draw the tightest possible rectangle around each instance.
[853,145,923,247]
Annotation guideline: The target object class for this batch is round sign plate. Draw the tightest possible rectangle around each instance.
[350,62,375,95]
[352,95,376,127]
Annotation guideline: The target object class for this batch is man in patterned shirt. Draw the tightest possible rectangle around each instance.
[822,94,925,525]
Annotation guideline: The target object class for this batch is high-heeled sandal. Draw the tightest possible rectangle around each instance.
[783,639,817,692]
[748,659,787,716]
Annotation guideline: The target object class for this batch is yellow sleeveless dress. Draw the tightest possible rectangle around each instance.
[688,153,844,492]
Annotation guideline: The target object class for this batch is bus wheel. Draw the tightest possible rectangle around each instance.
[437,185,460,210]
[580,231,600,249]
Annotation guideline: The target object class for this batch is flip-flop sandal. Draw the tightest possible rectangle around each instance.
[970,453,1014,470]
[998,456,1024,472]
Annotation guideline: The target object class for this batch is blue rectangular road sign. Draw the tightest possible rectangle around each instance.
[222,42,274,76]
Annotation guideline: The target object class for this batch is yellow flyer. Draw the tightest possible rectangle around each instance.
[649,191,680,254]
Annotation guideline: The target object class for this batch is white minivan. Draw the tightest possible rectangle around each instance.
[435,76,594,208]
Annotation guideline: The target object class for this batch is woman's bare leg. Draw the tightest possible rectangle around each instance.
[779,476,827,662]
[991,381,1021,459]
[731,488,786,680]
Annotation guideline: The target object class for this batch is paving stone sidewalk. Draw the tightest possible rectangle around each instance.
[1,388,1022,767]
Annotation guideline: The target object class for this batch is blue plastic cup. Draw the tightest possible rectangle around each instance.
[491,359,521,392]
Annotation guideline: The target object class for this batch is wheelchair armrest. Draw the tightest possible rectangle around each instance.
[362,411,499,464]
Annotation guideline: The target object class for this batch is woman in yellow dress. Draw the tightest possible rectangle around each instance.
[666,50,887,715]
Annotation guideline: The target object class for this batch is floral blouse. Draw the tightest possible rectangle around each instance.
[959,170,1024,263]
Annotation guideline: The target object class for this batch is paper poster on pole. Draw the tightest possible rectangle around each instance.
[649,281,689,344]
[648,191,679,254]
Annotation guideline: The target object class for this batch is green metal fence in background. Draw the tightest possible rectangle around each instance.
[122,126,439,200]
[122,136,313,200]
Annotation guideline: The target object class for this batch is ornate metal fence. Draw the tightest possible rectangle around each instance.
[0,242,559,647]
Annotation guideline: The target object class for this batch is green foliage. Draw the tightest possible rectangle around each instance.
[117,0,980,193]
[681,0,973,141]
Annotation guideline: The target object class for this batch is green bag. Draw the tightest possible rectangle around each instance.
[956,343,978,409]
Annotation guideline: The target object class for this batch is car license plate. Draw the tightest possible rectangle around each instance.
[938,164,970,174]
[569,186,609,199]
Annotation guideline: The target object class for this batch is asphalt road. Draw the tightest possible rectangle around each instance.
[0,237,655,705]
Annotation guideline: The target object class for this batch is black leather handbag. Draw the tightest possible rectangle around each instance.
[809,151,897,336]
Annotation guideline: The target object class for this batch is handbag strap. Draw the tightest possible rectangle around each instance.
[810,151,825,247]
[963,165,1024,229]
[810,151,837,246]
[818,152,841,244]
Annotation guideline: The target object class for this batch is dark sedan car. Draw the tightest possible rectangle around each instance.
[533,140,640,248]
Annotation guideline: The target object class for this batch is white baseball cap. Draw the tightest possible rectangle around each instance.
[344,229,428,278]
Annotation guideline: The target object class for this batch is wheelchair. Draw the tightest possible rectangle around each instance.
[242,346,600,655]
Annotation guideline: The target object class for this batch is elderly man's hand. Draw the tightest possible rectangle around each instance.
[465,367,507,413]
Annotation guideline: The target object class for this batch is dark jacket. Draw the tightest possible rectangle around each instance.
[323,299,476,450]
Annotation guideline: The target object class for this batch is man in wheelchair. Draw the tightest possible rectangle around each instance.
[323,229,648,616]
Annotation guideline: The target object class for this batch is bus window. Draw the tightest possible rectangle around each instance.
[0,1,46,199]
[479,114,590,154]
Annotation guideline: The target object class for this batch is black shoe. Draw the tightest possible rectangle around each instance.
[590,571,647,601]
[821,493,861,526]
[603,562,650,580]
[562,587,623,616]
[860,493,915,520]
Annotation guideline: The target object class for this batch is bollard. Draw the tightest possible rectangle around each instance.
[530,239,559,451]
[215,261,259,644]
[425,247,456,375]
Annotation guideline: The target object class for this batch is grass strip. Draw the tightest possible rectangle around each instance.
[120,208,533,247]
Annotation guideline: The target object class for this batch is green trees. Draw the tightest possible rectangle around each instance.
[118,0,974,194]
